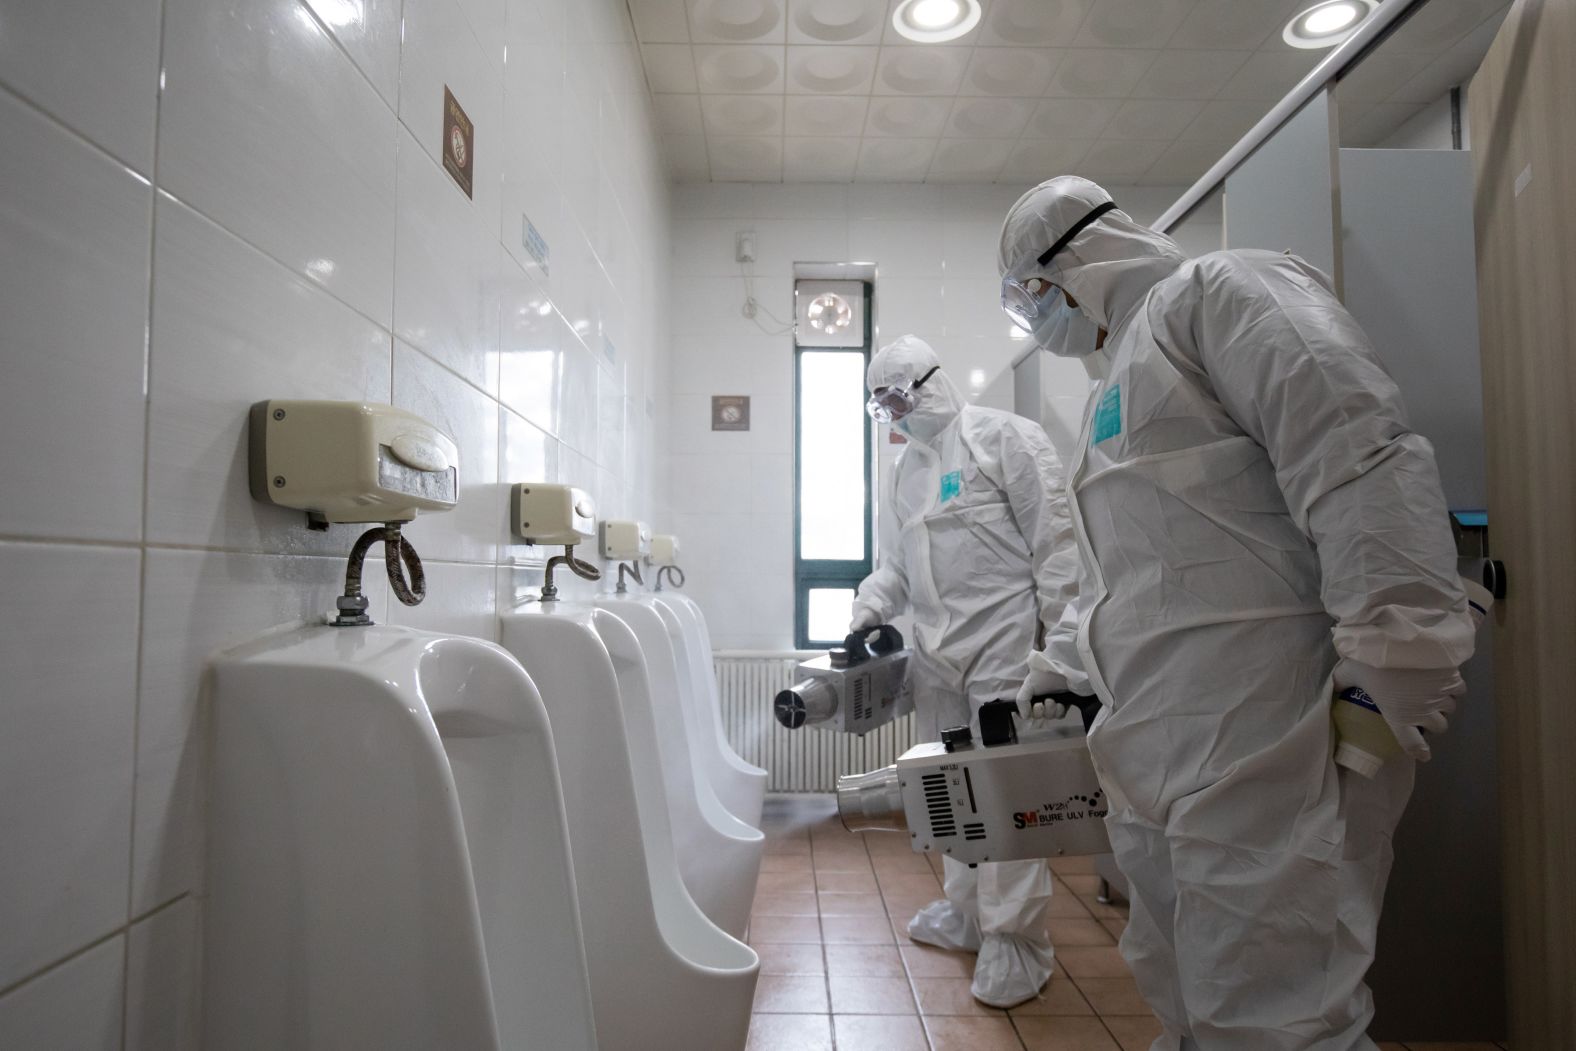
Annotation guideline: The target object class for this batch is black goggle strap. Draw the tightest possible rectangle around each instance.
[1035,200,1119,268]
[911,365,941,390]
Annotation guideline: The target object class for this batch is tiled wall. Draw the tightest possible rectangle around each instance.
[0,0,669,1043]
[661,182,1208,653]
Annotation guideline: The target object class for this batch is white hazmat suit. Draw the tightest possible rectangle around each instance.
[851,335,1081,1008]
[997,177,1475,1049]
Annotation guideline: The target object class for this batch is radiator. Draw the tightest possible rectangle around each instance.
[713,651,918,793]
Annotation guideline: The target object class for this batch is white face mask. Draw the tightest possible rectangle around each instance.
[1032,293,1102,358]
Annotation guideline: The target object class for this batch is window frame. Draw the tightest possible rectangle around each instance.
[792,281,875,649]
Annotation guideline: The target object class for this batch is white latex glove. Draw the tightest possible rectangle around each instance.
[1335,660,1466,762]
[848,604,881,633]
[1015,657,1069,727]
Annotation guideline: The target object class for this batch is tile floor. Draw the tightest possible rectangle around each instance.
[746,794,1510,1051]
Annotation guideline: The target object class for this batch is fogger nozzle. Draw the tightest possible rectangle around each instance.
[835,765,906,834]
[774,678,841,729]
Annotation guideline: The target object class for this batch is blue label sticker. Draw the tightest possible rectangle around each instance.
[939,470,962,503]
[1092,384,1122,445]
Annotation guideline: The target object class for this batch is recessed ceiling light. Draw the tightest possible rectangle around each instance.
[892,0,981,43]
[1283,0,1377,49]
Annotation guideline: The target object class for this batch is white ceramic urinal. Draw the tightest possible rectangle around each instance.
[597,594,764,938]
[651,593,768,828]
[499,603,759,1051]
[204,626,596,1051]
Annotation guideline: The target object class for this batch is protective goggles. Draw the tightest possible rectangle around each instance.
[1001,200,1118,331]
[867,365,940,423]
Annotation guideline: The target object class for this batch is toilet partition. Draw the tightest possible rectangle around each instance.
[204,626,596,1051]
[650,593,768,828]
[597,594,764,938]
[498,603,758,1051]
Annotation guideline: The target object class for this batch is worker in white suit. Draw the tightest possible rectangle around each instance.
[852,334,1081,1008]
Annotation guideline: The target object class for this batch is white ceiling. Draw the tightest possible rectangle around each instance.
[629,0,1511,184]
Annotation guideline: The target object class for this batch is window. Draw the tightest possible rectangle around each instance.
[793,282,873,648]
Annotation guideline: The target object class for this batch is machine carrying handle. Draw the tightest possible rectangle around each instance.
[1037,692,1101,734]
[842,623,904,663]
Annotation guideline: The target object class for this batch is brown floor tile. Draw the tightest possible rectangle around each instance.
[900,943,976,979]
[824,944,906,977]
[1057,946,1131,979]
[835,1014,929,1051]
[1048,855,1102,875]
[879,871,943,898]
[925,1015,1026,1050]
[1048,917,1116,947]
[884,892,940,917]
[1101,1015,1164,1050]
[1080,897,1128,921]
[913,976,1004,1016]
[744,1012,832,1051]
[751,974,829,1014]
[864,832,922,854]
[815,869,878,894]
[821,915,894,944]
[817,891,886,917]
[1100,918,1128,942]
[871,852,936,875]
[927,853,947,877]
[754,942,826,976]
[812,849,874,874]
[828,974,917,1014]
[756,871,808,896]
[1071,977,1151,1016]
[1015,1015,1122,1050]
[750,914,823,944]
[764,838,812,856]
[1007,975,1095,1016]
[760,853,813,875]
[1049,891,1094,917]
[751,891,819,917]
[1061,874,1104,896]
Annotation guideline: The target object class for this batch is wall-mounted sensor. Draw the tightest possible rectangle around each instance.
[513,483,596,545]
[600,520,651,561]
[249,400,458,526]
[648,534,680,567]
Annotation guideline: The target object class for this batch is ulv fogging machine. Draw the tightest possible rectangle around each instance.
[837,696,1112,866]
[774,624,912,736]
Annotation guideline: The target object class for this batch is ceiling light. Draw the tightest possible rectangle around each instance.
[969,368,986,388]
[1283,0,1376,48]
[892,0,981,43]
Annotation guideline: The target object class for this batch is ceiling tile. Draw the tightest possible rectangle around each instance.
[1214,50,1321,101]
[1001,138,1094,181]
[1073,0,1196,49]
[1387,9,1509,103]
[662,134,712,179]
[652,93,705,136]
[1337,48,1435,104]
[785,94,870,136]
[873,45,971,94]
[1167,0,1300,51]
[786,45,879,94]
[1176,98,1271,144]
[641,43,700,92]
[1103,98,1205,140]
[1045,48,1157,97]
[1079,137,1169,176]
[686,0,785,43]
[947,97,1034,138]
[1383,0,1509,53]
[702,93,786,135]
[709,135,785,180]
[855,137,938,180]
[787,0,886,44]
[630,0,691,42]
[1130,49,1251,99]
[928,138,1014,182]
[979,0,1096,48]
[864,95,952,137]
[961,48,1060,96]
[1143,138,1225,183]
[784,136,861,180]
[1025,97,1122,139]
[694,44,786,92]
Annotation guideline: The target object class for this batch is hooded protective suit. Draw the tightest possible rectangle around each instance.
[852,335,1080,1008]
[997,177,1474,1050]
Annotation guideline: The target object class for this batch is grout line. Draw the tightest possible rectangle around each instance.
[0,892,190,1005]
[0,79,153,183]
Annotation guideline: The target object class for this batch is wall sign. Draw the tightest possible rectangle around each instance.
[711,396,750,431]
[443,86,474,199]
[523,215,550,275]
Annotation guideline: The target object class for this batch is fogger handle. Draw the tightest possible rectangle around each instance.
[1033,692,1101,734]
[843,623,903,662]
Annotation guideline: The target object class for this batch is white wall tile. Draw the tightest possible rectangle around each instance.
[392,341,503,565]
[498,256,564,435]
[146,196,393,554]
[384,559,500,640]
[304,0,405,107]
[849,218,945,278]
[0,543,138,988]
[0,89,151,543]
[557,335,603,460]
[124,899,200,1051]
[0,937,123,1051]
[159,0,397,325]
[0,0,162,172]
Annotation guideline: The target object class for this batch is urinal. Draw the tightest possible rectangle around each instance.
[596,593,764,937]
[499,603,759,1051]
[651,593,768,828]
[204,625,597,1051]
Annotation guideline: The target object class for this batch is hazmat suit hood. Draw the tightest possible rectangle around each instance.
[997,175,1188,331]
[868,335,965,443]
